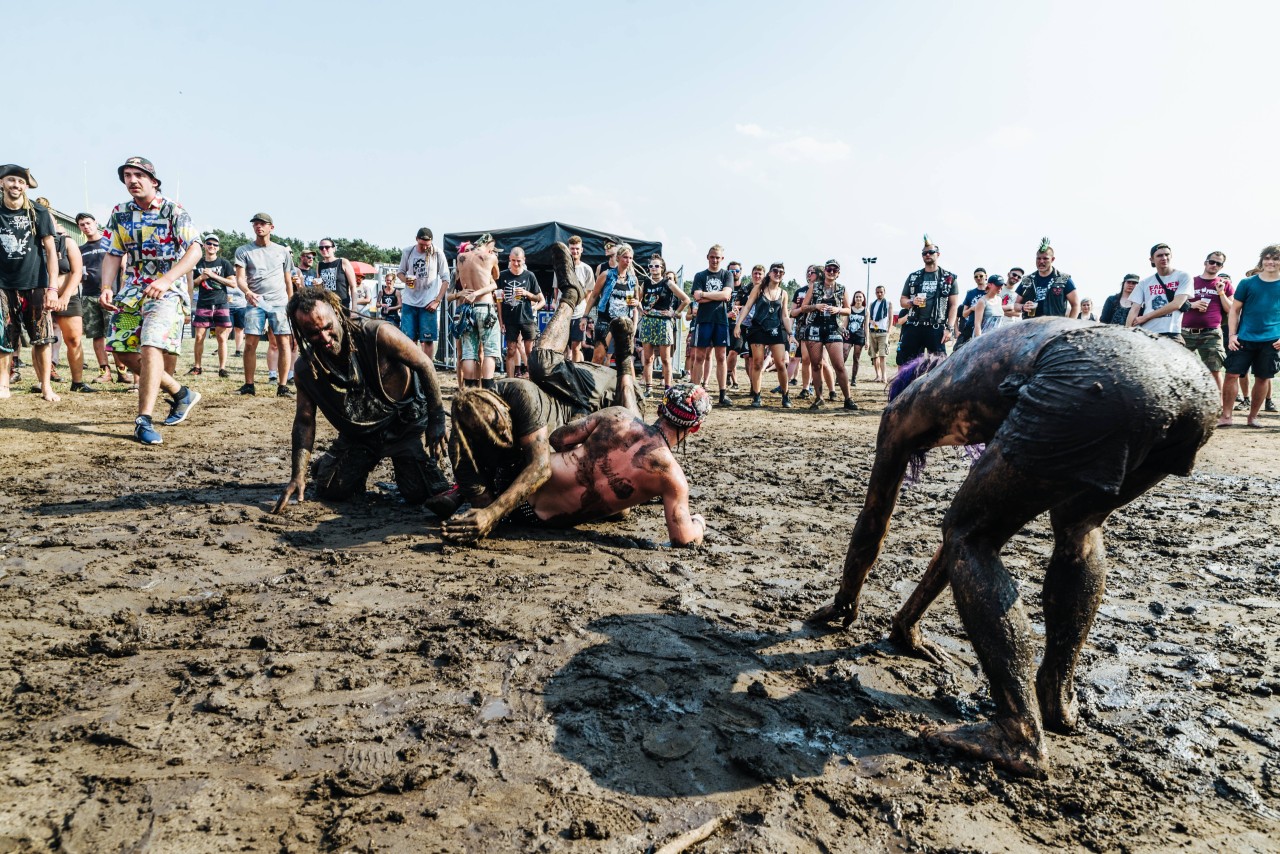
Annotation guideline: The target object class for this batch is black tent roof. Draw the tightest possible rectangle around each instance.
[442,221,662,273]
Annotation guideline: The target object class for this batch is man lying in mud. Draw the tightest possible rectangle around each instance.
[271,287,453,514]
[808,317,1218,778]
[439,243,707,546]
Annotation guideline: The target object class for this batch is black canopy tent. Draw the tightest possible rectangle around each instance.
[442,221,663,292]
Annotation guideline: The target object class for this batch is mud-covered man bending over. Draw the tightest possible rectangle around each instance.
[441,243,708,546]
[808,317,1218,778]
[271,287,452,514]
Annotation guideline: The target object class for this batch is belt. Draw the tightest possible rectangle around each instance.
[905,321,944,328]
[1182,327,1214,332]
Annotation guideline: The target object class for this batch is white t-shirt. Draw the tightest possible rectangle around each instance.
[398,245,449,308]
[1131,271,1193,334]
[553,260,594,320]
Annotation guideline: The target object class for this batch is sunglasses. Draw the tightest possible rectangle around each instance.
[922,250,938,256]
[1205,259,1223,266]
[772,269,785,274]
[825,265,840,271]
[319,245,335,250]
[648,263,663,269]
[204,241,219,246]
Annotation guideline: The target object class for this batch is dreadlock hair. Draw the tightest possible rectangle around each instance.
[288,286,364,381]
[449,389,514,495]
[887,353,947,484]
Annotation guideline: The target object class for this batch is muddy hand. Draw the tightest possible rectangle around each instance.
[441,507,494,544]
[273,479,306,514]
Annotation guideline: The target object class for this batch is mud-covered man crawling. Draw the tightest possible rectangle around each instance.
[272,287,453,514]
[438,243,708,547]
[808,318,1219,778]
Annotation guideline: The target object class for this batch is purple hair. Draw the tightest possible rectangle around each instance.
[887,353,947,485]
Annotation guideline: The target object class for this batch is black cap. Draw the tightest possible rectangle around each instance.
[0,164,37,187]
[987,274,1005,287]
[416,227,433,241]
[824,259,841,270]
[118,156,160,188]
[250,212,273,225]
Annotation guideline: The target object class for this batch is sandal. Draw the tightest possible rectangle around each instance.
[187,366,203,375]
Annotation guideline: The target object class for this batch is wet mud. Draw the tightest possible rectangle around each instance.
[1,371,1278,852]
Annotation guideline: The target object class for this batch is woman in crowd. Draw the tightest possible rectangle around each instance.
[584,243,640,365]
[736,262,795,408]
[844,289,868,386]
[791,264,833,400]
[970,271,1005,338]
[637,255,689,396]
[799,260,856,410]
[1079,298,1097,321]
[378,275,402,326]
[1099,274,1140,325]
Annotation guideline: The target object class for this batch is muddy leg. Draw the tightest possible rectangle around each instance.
[888,544,952,663]
[1036,467,1168,733]
[539,244,582,355]
[609,317,638,413]
[920,443,1076,778]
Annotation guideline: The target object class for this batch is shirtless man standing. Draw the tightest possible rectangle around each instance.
[449,234,500,389]
[441,242,707,546]
[808,318,1217,778]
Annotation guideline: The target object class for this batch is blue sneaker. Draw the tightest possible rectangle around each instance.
[163,388,202,426]
[134,415,163,445]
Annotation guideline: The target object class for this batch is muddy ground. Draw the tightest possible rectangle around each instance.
[1,358,1278,853]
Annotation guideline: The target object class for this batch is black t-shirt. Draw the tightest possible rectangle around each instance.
[1017,270,1075,317]
[318,259,350,309]
[79,235,108,297]
[0,203,56,291]
[958,286,984,336]
[693,268,733,325]
[194,257,234,307]
[642,278,675,314]
[793,285,811,330]
[378,288,400,318]
[498,269,541,325]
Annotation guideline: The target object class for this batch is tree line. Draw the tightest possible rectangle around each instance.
[207,229,402,265]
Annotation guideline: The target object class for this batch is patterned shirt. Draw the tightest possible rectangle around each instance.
[102,195,198,289]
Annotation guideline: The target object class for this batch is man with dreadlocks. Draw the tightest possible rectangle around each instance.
[271,287,452,514]
[440,242,708,546]
[807,318,1218,778]
[0,165,60,400]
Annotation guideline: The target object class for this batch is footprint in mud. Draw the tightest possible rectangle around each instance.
[544,613,935,797]
[59,778,155,852]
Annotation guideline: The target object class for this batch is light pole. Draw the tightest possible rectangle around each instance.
[862,257,877,291]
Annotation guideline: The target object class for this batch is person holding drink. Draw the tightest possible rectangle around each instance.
[1015,236,1079,319]
[896,234,959,368]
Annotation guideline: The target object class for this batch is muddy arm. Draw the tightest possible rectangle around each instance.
[441,428,551,543]
[548,411,601,452]
[275,389,317,513]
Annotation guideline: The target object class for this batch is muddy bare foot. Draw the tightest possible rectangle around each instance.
[924,721,1049,779]
[889,619,952,666]
[1036,669,1079,733]
[805,597,858,629]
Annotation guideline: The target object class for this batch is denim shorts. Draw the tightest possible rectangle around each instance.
[400,303,439,343]
[244,303,290,337]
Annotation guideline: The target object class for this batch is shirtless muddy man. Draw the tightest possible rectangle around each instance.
[440,242,708,547]
[809,318,1218,778]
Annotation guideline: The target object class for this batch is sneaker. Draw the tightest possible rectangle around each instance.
[238,383,256,396]
[233,350,242,357]
[809,396,824,410]
[286,374,295,385]
[843,398,859,411]
[163,388,202,426]
[277,384,293,398]
[781,394,793,409]
[750,393,762,408]
[134,415,163,445]
[828,390,837,402]
[69,381,98,394]
[267,372,278,383]
[717,391,733,407]
[771,386,783,394]
[218,368,230,378]
[798,388,811,400]
[1266,398,1277,413]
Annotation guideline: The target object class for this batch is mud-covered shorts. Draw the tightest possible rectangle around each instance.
[107,286,186,355]
[995,328,1218,494]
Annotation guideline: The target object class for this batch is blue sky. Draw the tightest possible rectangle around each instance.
[20,0,1275,304]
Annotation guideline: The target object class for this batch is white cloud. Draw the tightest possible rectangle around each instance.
[734,122,767,138]
[767,135,851,164]
[987,126,1034,149]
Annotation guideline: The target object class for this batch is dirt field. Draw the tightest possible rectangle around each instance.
[1,360,1278,853]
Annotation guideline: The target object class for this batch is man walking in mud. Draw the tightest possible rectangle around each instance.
[271,287,453,514]
[808,318,1218,778]
[440,243,707,547]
